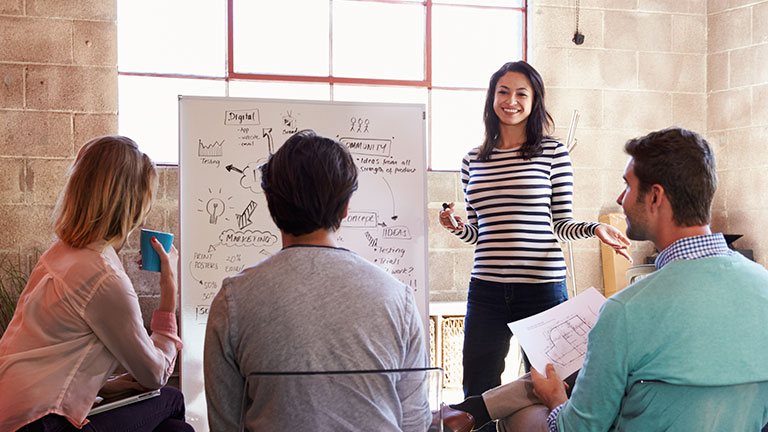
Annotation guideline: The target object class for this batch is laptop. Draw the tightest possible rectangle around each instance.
[88,389,162,416]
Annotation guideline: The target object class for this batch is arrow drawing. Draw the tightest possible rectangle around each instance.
[382,178,398,220]
[263,128,274,155]
[237,200,258,229]
[188,261,203,285]
[226,164,244,174]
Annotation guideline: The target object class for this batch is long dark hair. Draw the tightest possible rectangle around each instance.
[479,61,554,161]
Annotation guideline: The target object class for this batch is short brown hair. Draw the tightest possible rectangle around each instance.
[260,130,358,236]
[54,136,157,248]
[624,127,717,227]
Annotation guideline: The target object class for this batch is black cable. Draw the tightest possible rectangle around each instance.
[573,0,585,45]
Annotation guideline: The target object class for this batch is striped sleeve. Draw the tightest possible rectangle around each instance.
[455,152,479,245]
[549,142,600,242]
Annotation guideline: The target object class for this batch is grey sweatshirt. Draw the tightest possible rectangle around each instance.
[204,245,431,431]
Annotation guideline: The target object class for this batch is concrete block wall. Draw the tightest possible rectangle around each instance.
[122,168,181,328]
[0,0,118,274]
[707,0,768,264]
[527,1,710,296]
[1,0,766,308]
[427,171,474,302]
[430,1,709,300]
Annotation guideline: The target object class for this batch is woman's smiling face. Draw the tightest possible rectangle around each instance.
[493,71,533,128]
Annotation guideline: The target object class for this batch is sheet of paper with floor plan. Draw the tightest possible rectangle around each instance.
[508,287,606,379]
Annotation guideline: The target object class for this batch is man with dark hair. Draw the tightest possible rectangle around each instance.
[260,130,360,236]
[622,127,716,229]
[204,130,431,431]
[453,127,768,431]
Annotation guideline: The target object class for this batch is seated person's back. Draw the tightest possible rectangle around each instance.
[204,130,430,432]
[616,380,768,431]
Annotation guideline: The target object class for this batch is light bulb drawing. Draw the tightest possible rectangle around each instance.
[197,188,233,225]
[206,198,225,224]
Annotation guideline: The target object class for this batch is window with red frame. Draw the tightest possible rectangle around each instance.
[118,0,526,170]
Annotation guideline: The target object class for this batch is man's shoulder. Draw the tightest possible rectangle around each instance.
[610,253,768,306]
[224,248,284,278]
[662,253,768,283]
[223,246,408,293]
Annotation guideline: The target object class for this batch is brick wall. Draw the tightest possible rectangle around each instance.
[428,1,710,300]
[1,0,765,311]
[427,171,473,302]
[707,0,768,264]
[0,0,118,274]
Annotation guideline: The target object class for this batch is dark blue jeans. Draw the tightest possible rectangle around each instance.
[462,278,567,399]
[17,386,193,432]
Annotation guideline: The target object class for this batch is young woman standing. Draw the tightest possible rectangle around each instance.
[439,61,631,423]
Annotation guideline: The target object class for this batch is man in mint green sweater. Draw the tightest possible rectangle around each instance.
[458,127,768,431]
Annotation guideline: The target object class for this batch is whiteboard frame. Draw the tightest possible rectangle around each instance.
[178,95,430,431]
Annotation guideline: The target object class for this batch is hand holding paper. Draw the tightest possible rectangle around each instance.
[531,364,569,410]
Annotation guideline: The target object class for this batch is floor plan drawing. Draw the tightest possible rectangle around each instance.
[543,315,592,367]
[508,287,606,378]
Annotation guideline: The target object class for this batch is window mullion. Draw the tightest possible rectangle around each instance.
[329,0,335,99]
[425,0,432,88]
[226,0,234,80]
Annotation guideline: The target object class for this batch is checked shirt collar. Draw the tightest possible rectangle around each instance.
[654,232,733,270]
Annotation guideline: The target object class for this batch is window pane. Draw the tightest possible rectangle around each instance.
[117,0,226,76]
[118,76,225,164]
[430,89,486,170]
[233,0,330,76]
[432,6,523,88]
[333,85,427,105]
[434,0,524,7]
[333,1,425,80]
[229,80,331,101]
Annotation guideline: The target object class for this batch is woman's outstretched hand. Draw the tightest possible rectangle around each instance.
[595,224,632,263]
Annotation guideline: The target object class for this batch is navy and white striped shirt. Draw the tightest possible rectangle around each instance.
[454,139,599,283]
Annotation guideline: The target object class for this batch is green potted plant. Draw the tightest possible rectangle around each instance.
[0,255,31,336]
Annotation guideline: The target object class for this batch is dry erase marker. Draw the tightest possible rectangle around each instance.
[442,203,459,229]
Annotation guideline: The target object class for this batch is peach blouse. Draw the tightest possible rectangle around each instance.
[0,240,183,431]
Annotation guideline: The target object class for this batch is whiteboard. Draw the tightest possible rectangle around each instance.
[178,96,429,431]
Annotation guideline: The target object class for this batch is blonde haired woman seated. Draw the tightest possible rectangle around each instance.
[0,136,191,432]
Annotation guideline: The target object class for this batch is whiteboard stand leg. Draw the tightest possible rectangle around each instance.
[566,241,577,298]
